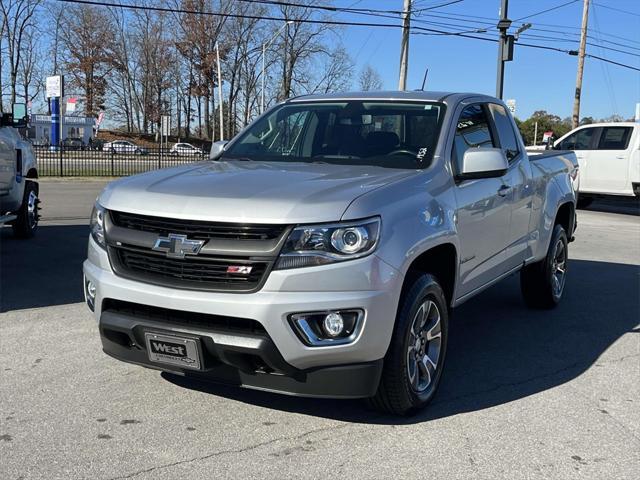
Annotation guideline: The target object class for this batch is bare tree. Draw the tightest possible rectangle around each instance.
[175,0,229,139]
[299,46,353,95]
[0,9,6,112]
[221,2,270,137]
[60,4,114,116]
[130,8,174,134]
[0,0,41,106]
[358,64,383,91]
[17,25,42,106]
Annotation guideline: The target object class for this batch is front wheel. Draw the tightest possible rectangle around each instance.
[12,181,40,238]
[521,224,568,309]
[368,274,449,415]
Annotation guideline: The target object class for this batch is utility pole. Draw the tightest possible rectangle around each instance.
[572,0,590,129]
[495,0,512,99]
[398,0,412,90]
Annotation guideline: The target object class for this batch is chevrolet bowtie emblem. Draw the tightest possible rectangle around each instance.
[152,233,205,259]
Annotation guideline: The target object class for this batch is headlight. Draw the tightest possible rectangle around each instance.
[275,217,380,269]
[90,203,106,248]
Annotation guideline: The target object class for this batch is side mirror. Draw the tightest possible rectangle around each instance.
[12,103,27,128]
[459,148,508,180]
[209,140,228,160]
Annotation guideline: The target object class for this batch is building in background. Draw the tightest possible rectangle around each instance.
[27,114,95,146]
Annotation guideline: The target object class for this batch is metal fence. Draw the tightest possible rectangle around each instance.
[35,146,208,177]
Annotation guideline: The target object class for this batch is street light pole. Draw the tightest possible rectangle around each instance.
[495,0,511,99]
[261,21,293,114]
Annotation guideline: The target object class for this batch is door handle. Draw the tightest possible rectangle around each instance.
[497,185,513,197]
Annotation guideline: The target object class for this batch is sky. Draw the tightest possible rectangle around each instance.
[337,0,640,120]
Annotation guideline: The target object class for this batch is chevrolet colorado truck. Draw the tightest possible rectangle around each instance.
[0,103,39,237]
[84,92,578,415]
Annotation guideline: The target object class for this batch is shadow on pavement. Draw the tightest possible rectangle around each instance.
[2,222,638,423]
[0,224,88,312]
[581,197,639,216]
[164,259,640,424]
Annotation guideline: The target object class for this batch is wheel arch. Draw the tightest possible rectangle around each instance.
[555,201,575,238]
[400,243,458,309]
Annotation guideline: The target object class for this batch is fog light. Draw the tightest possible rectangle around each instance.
[289,309,363,346]
[85,278,96,311]
[86,281,96,300]
[323,312,344,337]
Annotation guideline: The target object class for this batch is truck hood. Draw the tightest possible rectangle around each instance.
[99,160,416,223]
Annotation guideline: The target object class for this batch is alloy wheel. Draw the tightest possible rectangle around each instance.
[551,238,567,298]
[406,299,442,393]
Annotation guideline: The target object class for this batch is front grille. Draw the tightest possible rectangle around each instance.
[102,299,267,334]
[111,244,269,292]
[110,210,286,241]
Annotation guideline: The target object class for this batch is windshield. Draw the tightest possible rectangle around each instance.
[223,101,445,169]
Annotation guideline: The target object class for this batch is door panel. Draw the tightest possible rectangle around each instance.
[556,127,597,192]
[451,103,512,298]
[501,159,533,266]
[588,126,633,194]
[454,178,511,296]
[487,103,533,267]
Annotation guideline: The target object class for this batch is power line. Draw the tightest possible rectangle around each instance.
[590,1,618,115]
[51,0,640,72]
[592,2,640,18]
[234,0,405,15]
[412,0,465,13]
[513,0,580,22]
[50,0,418,30]
[413,8,640,46]
[232,0,463,16]
[585,52,640,71]
[413,29,640,71]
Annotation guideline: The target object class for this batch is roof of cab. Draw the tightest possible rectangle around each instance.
[286,90,492,104]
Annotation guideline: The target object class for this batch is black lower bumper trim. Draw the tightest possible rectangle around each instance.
[100,309,383,399]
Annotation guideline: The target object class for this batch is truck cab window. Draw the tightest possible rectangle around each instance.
[597,127,632,150]
[558,127,595,150]
[489,104,520,161]
[453,104,495,172]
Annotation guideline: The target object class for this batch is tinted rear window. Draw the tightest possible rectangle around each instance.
[597,127,633,150]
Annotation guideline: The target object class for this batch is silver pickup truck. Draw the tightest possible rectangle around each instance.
[84,92,578,415]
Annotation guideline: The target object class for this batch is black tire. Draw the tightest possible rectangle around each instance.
[521,224,568,309]
[368,274,449,416]
[577,196,593,209]
[12,181,39,239]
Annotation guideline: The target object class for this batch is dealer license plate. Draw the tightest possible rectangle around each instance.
[144,332,201,370]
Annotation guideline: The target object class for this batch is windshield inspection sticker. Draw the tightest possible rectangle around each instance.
[417,147,428,160]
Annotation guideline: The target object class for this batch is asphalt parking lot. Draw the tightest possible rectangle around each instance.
[1,180,639,480]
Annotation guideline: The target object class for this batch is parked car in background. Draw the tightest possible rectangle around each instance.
[84,91,578,415]
[170,142,203,156]
[103,140,147,155]
[62,137,84,150]
[88,138,105,151]
[553,123,640,206]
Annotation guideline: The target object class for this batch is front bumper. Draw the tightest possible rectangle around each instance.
[84,236,402,397]
[100,307,382,398]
